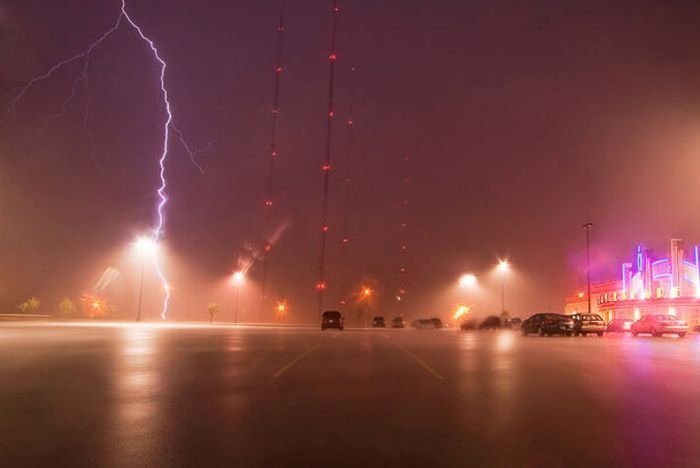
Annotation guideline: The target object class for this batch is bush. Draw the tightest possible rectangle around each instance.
[59,298,75,317]
[18,296,40,314]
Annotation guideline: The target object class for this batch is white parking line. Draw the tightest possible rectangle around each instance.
[393,342,445,381]
[272,341,324,378]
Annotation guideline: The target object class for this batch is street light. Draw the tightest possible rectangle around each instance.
[496,259,510,316]
[459,273,477,289]
[582,222,593,315]
[276,301,287,322]
[231,271,245,324]
[359,286,373,328]
[134,236,157,322]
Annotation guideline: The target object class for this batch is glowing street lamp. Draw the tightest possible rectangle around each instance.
[136,237,157,256]
[453,305,470,321]
[232,271,245,284]
[361,287,372,299]
[496,259,510,316]
[231,271,245,324]
[134,236,157,322]
[276,301,287,322]
[459,273,477,289]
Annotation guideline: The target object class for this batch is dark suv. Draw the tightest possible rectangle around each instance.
[479,316,502,330]
[522,313,574,336]
[321,310,344,330]
[372,316,386,328]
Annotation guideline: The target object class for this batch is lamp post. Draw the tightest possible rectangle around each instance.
[135,237,157,322]
[457,274,477,324]
[232,271,245,324]
[497,260,510,317]
[360,286,372,328]
[582,222,593,315]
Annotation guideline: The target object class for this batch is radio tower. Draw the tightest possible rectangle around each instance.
[260,5,285,319]
[396,155,411,309]
[316,0,339,313]
[339,65,357,306]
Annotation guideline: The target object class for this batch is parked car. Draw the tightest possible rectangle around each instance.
[606,318,634,333]
[391,317,406,328]
[430,318,444,329]
[480,316,502,330]
[631,314,688,337]
[321,310,344,330]
[460,319,478,331]
[371,316,386,328]
[570,313,606,336]
[522,313,575,336]
[504,318,522,329]
[412,319,434,329]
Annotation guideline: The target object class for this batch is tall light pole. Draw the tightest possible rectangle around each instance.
[135,237,157,322]
[360,286,372,328]
[458,274,477,323]
[232,271,245,324]
[497,260,510,317]
[583,222,593,315]
[137,262,145,322]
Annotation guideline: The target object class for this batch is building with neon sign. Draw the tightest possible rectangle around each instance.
[565,239,700,325]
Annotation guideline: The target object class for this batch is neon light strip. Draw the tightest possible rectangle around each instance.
[621,263,626,293]
[695,245,700,296]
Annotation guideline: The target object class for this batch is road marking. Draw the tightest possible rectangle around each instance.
[272,341,324,378]
[332,332,341,338]
[393,342,445,380]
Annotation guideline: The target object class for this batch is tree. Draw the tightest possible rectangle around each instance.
[18,296,40,314]
[58,298,75,317]
[208,303,219,325]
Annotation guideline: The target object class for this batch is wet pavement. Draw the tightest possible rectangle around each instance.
[1,322,699,467]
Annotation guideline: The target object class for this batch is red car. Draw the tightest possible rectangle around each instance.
[606,318,634,333]
[630,314,688,337]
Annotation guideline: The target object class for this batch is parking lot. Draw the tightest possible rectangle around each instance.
[1,322,699,467]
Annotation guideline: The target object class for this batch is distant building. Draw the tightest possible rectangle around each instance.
[565,239,700,326]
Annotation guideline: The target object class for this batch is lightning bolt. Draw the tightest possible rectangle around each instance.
[2,0,197,319]
[118,2,174,319]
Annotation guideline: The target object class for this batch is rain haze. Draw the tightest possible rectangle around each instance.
[7,2,700,467]
[2,0,700,321]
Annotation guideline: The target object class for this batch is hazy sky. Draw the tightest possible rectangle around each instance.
[2,0,700,320]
